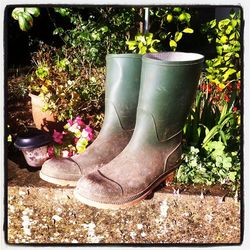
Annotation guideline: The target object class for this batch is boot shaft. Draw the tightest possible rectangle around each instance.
[103,54,142,131]
[135,52,204,143]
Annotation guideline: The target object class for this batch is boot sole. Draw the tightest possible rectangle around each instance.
[39,171,78,187]
[74,165,179,210]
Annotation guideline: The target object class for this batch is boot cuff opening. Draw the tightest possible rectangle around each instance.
[106,54,142,59]
[143,52,204,65]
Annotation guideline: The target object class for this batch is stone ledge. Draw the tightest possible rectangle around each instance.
[7,160,241,244]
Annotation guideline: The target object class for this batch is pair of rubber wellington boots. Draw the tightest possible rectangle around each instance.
[40,52,204,209]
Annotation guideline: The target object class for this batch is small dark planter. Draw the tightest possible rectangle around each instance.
[14,128,52,167]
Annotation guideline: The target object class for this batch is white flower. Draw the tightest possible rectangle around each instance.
[137,224,143,230]
[81,130,89,138]
[72,239,78,243]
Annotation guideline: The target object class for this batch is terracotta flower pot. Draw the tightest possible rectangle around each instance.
[29,93,60,133]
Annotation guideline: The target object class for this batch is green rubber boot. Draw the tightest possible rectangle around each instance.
[74,52,204,209]
[40,54,142,186]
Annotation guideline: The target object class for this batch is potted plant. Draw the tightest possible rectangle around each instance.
[28,44,105,133]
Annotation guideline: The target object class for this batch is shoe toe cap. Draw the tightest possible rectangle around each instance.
[75,170,123,203]
[41,158,82,181]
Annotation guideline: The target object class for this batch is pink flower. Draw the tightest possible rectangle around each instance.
[67,119,74,126]
[74,116,85,127]
[47,146,55,158]
[68,151,74,157]
[74,137,79,144]
[85,126,93,141]
[85,126,92,133]
[53,130,63,144]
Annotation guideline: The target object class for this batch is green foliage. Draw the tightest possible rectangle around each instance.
[11,7,40,31]
[149,7,194,51]
[29,44,105,122]
[176,142,240,186]
[182,72,241,187]
[53,7,140,66]
[184,75,240,150]
[203,9,241,89]
[126,7,194,53]
[7,71,31,100]
[126,33,160,54]
[202,103,236,147]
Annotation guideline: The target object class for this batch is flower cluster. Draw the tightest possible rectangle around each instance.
[198,79,241,112]
[48,116,93,158]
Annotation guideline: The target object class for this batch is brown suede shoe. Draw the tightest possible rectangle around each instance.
[74,52,204,208]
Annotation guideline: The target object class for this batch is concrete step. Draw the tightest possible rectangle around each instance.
[7,160,241,244]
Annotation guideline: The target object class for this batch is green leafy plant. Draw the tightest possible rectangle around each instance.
[202,103,237,147]
[176,141,240,186]
[11,7,40,31]
[126,33,160,54]
[203,9,241,89]
[52,7,140,66]
[149,7,194,51]
[29,43,105,122]
[184,72,240,150]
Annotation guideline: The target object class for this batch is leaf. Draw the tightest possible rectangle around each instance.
[218,19,230,30]
[220,103,228,121]
[22,12,33,26]
[183,28,194,33]
[202,125,220,146]
[228,68,236,75]
[53,27,64,35]
[231,19,237,28]
[213,57,222,67]
[174,31,183,42]
[223,68,236,82]
[18,14,31,31]
[236,71,241,79]
[219,130,227,145]
[139,46,147,55]
[210,19,217,28]
[229,33,235,40]
[173,7,182,12]
[169,40,177,48]
[25,7,40,17]
[136,35,146,44]
[216,46,222,55]
[12,8,24,20]
[101,26,108,33]
[228,171,237,182]
[149,47,158,53]
[225,25,233,35]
